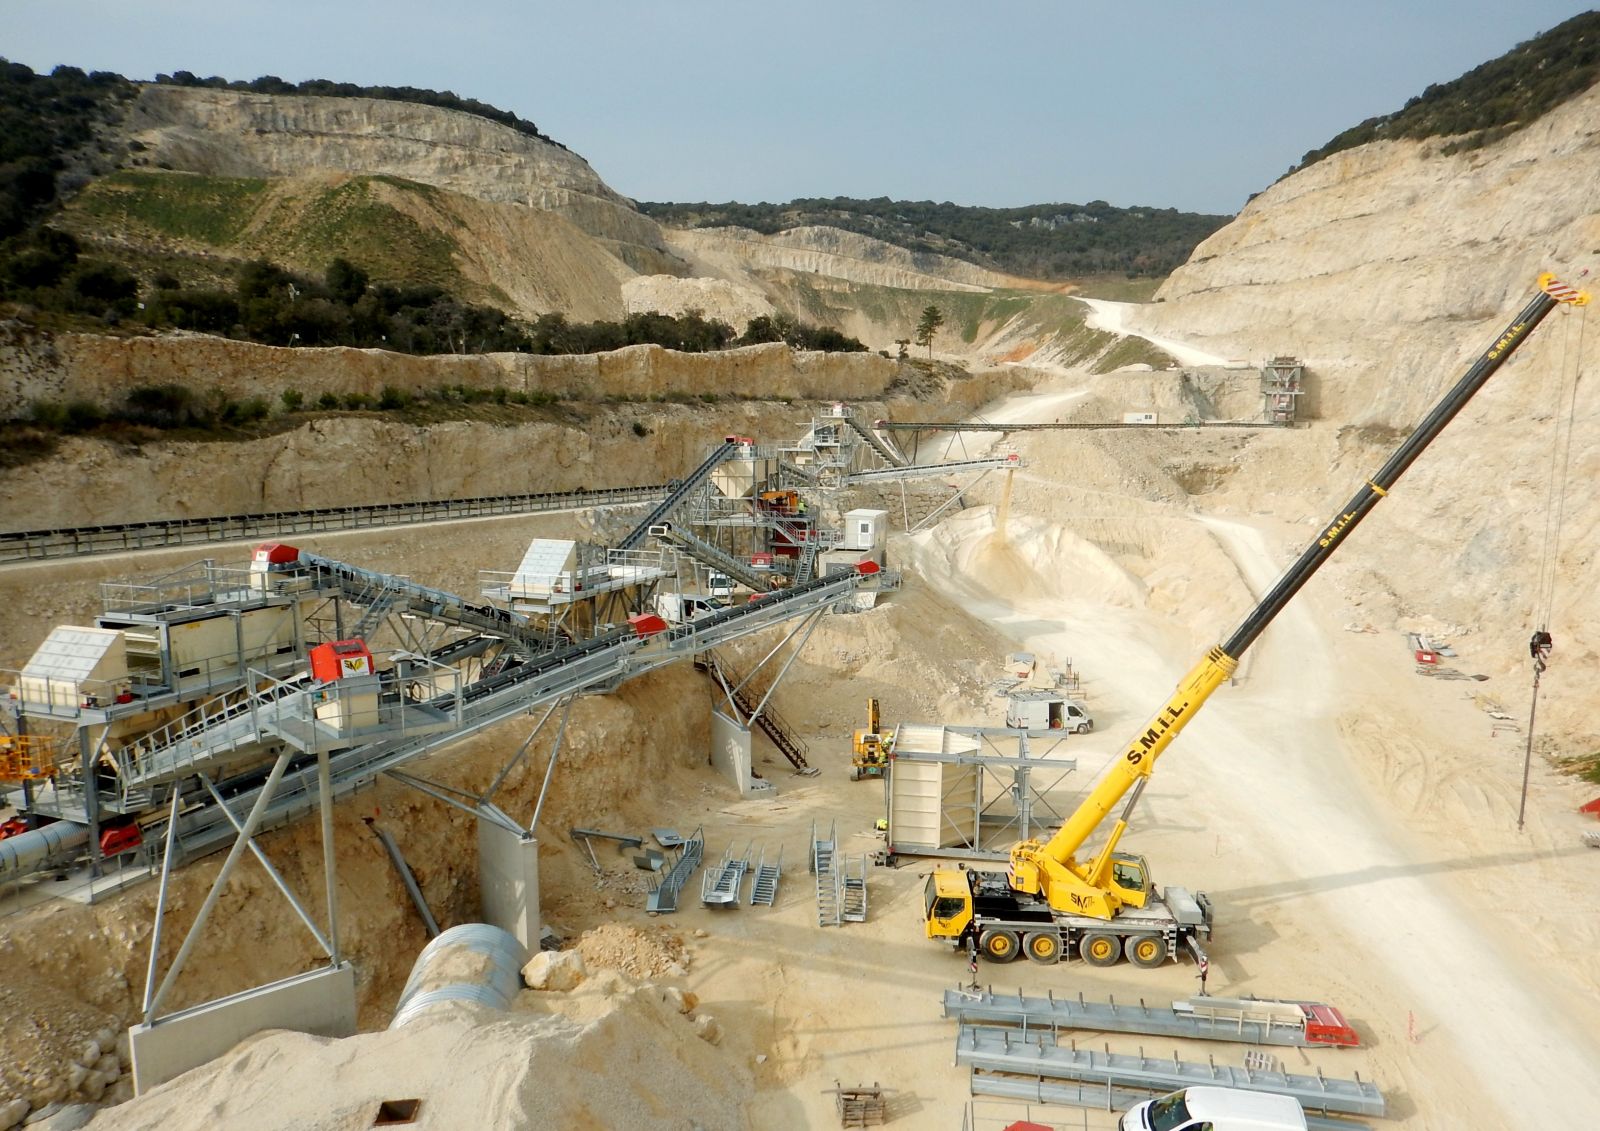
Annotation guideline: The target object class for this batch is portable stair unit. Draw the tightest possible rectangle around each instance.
[646,827,705,913]
[749,846,782,906]
[701,842,751,907]
[839,854,868,922]
[812,819,839,927]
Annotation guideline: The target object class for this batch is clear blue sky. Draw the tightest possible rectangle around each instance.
[8,1,1596,215]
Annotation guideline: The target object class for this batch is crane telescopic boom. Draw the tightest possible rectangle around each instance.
[1007,272,1588,919]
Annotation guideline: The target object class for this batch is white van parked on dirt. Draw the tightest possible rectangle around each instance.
[1120,1086,1308,1131]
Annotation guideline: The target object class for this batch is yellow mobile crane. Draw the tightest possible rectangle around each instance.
[924,273,1589,968]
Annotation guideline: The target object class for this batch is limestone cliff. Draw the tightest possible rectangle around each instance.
[125,85,683,275]
[1114,83,1600,744]
[0,341,1026,528]
[0,329,911,422]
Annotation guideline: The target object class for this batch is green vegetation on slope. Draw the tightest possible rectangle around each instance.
[1293,11,1600,171]
[74,170,269,245]
[637,196,1230,282]
[69,171,468,293]
[0,60,136,238]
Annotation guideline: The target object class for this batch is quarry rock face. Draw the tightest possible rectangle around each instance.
[125,85,674,266]
[1130,82,1600,426]
[0,334,901,422]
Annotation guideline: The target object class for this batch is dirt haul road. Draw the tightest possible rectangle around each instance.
[900,382,1600,1127]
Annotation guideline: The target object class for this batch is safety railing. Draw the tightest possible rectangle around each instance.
[100,563,264,616]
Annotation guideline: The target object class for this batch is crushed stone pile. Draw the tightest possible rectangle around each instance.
[575,923,686,980]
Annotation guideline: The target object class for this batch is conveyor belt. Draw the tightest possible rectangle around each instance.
[0,484,668,563]
[617,441,737,550]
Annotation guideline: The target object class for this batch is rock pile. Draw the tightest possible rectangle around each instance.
[573,923,686,980]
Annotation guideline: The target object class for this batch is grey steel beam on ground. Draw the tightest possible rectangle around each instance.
[0,484,668,563]
[943,988,1319,1047]
[965,1074,1371,1130]
[954,1025,1385,1118]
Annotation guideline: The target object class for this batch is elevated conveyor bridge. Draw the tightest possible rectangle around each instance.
[107,563,875,859]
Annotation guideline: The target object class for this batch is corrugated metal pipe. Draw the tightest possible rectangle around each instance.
[389,923,527,1030]
[0,822,89,879]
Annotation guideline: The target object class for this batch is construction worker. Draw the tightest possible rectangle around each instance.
[1196,955,1210,997]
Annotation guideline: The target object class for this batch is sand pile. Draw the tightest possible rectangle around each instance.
[98,963,748,1131]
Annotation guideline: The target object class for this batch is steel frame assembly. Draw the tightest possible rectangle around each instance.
[882,724,1077,865]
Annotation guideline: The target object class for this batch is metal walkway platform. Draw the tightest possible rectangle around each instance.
[875,420,1275,433]
[649,521,773,592]
[300,552,557,653]
[943,988,1360,1048]
[114,565,874,862]
[954,1025,1385,1118]
[647,827,705,913]
[840,410,908,467]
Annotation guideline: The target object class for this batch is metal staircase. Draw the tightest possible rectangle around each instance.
[792,537,823,586]
[841,410,909,467]
[649,522,772,592]
[695,652,814,774]
[351,581,405,638]
[700,842,751,906]
[839,854,868,922]
[749,846,782,906]
[812,820,839,927]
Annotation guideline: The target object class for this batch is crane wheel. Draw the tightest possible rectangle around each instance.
[1024,931,1061,964]
[1125,933,1166,968]
[849,767,860,781]
[1080,932,1120,967]
[981,928,1021,963]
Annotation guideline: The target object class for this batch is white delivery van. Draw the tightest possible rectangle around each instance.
[1120,1086,1307,1131]
[652,593,728,624]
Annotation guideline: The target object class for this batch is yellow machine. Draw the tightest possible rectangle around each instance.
[924,273,1588,967]
[851,698,888,781]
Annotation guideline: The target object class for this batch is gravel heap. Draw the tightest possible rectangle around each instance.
[574,923,686,980]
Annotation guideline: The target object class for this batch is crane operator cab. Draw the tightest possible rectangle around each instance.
[923,869,974,943]
[1109,853,1152,907]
